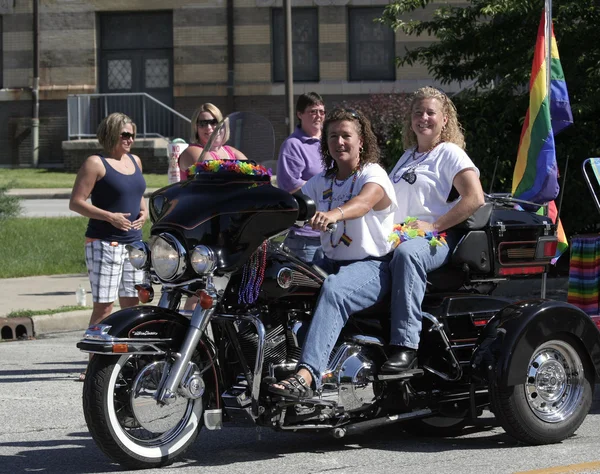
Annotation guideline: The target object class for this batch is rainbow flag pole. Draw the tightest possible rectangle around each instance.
[511,1,573,297]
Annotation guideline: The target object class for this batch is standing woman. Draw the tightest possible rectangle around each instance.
[277,92,326,263]
[70,113,147,379]
[381,87,485,374]
[178,102,247,180]
[269,108,398,399]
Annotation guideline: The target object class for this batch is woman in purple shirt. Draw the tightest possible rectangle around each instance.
[277,92,326,263]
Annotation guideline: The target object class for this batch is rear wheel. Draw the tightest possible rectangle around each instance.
[83,354,204,469]
[491,336,593,445]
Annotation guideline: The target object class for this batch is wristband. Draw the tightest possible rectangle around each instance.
[336,206,344,219]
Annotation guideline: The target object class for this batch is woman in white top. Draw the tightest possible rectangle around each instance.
[269,108,397,400]
[381,87,485,374]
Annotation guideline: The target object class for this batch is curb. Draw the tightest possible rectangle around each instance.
[31,310,90,336]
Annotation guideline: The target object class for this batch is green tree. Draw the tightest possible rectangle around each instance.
[380,0,600,234]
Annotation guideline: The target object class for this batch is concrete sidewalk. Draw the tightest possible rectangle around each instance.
[2,273,93,338]
[7,188,160,199]
[0,273,161,338]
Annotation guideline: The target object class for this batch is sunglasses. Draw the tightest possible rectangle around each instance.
[197,119,219,128]
[307,109,326,116]
[120,132,135,140]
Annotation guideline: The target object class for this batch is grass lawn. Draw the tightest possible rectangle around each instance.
[0,168,169,189]
[0,217,151,278]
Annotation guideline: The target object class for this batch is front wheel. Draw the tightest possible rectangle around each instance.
[491,336,593,445]
[83,354,204,469]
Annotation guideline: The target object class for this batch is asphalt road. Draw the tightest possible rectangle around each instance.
[1,331,600,474]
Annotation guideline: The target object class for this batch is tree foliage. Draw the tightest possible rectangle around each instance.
[380,0,600,234]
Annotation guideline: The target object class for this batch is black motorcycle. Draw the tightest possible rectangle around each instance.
[78,112,600,469]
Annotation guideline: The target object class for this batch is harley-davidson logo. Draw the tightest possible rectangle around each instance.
[131,330,159,337]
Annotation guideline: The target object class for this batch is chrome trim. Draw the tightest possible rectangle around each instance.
[157,278,217,404]
[277,268,293,289]
[151,233,187,281]
[349,335,385,347]
[213,312,266,419]
[422,313,463,382]
[78,340,168,355]
[290,270,321,288]
[190,245,217,274]
[126,241,150,270]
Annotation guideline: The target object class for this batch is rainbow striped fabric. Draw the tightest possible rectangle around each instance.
[512,12,573,204]
[568,235,600,316]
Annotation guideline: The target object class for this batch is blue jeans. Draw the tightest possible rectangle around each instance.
[389,232,461,349]
[284,232,324,264]
[297,255,391,388]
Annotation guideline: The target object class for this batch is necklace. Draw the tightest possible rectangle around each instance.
[392,142,442,184]
[322,172,359,248]
[333,168,358,187]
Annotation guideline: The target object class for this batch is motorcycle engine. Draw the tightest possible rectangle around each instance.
[236,311,305,371]
[321,343,376,412]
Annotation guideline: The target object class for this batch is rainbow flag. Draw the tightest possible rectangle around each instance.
[512,12,573,204]
[512,11,573,263]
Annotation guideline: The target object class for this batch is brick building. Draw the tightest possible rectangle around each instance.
[0,0,465,170]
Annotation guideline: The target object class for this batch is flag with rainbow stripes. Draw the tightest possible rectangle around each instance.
[512,11,573,262]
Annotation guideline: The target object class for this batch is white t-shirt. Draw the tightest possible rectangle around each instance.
[302,163,398,261]
[389,142,479,224]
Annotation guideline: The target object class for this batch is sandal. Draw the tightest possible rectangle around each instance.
[268,374,314,400]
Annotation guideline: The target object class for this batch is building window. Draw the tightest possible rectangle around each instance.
[348,7,395,81]
[272,8,319,82]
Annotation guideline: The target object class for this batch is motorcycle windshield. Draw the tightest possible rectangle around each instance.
[149,112,299,273]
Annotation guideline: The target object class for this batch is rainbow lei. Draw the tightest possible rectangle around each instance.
[388,217,447,249]
[188,159,272,179]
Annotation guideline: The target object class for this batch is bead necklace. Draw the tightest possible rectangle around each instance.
[322,172,359,248]
[392,142,441,184]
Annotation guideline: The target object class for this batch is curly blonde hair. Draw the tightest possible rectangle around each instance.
[402,87,465,150]
[321,108,380,176]
[96,113,136,153]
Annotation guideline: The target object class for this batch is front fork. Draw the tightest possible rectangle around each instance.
[156,282,217,405]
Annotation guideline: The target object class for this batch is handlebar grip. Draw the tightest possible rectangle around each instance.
[325,223,337,234]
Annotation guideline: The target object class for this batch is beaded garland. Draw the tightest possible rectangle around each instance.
[238,241,268,304]
[388,217,447,249]
[188,159,272,179]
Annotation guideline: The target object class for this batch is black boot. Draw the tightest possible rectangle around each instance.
[380,346,418,374]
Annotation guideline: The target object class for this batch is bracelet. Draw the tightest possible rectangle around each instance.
[336,206,344,219]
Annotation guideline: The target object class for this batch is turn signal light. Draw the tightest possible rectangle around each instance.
[135,284,154,304]
[113,343,129,353]
[195,290,214,309]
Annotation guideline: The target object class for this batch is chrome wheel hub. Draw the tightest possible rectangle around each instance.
[131,361,190,433]
[524,340,584,423]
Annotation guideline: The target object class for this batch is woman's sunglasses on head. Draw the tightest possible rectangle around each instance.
[197,119,219,128]
[120,132,135,140]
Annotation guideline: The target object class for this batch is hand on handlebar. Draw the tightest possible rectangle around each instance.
[308,210,339,233]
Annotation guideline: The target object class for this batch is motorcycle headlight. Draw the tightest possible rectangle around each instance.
[126,241,149,270]
[190,245,217,274]
[150,233,187,281]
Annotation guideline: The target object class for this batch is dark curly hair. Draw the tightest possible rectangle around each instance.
[320,108,380,177]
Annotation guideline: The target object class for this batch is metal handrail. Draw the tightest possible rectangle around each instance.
[67,92,191,141]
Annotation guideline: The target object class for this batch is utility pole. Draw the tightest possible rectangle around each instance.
[32,0,40,168]
[283,0,294,135]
